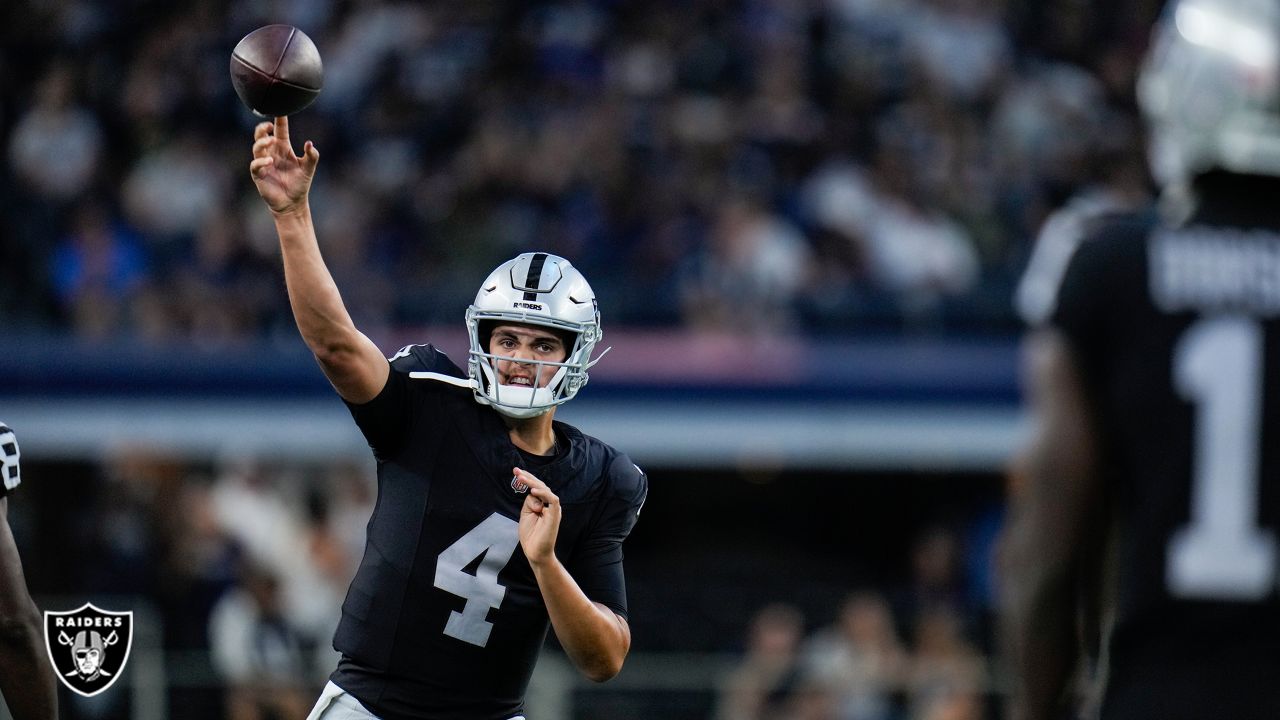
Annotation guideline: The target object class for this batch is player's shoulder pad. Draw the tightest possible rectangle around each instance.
[0,422,20,492]
[1067,211,1156,278]
[1018,209,1155,326]
[606,452,648,508]
[387,344,466,379]
[1083,210,1156,247]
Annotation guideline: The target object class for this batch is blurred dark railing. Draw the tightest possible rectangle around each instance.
[1,328,1021,403]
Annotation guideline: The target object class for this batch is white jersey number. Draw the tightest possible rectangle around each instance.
[434,513,521,646]
[1167,317,1277,600]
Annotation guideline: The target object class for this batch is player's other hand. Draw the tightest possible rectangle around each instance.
[249,116,319,217]
[516,467,561,567]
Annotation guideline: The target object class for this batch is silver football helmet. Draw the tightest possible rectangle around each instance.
[465,252,607,419]
[1138,0,1280,187]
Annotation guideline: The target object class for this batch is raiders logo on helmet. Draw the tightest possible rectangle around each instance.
[44,603,134,697]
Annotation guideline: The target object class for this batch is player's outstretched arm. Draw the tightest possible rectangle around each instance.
[1000,330,1105,720]
[516,468,631,682]
[0,499,57,720]
[249,117,388,403]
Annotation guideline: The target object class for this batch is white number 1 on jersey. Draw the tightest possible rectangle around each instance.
[434,513,521,646]
[1167,316,1277,600]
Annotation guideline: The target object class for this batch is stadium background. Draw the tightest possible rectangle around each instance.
[0,0,1159,717]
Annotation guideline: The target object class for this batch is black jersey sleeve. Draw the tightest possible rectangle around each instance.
[567,455,648,619]
[1044,219,1147,383]
[1050,238,1111,355]
[344,344,462,459]
[0,423,19,498]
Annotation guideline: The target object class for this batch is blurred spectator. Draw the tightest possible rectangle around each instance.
[799,591,908,720]
[861,112,981,307]
[209,559,311,720]
[208,459,343,653]
[907,0,1012,104]
[915,689,985,720]
[7,63,103,203]
[171,211,284,346]
[297,481,364,680]
[323,460,377,583]
[715,602,806,720]
[681,197,814,334]
[799,127,981,328]
[784,678,844,720]
[892,526,975,643]
[208,459,298,578]
[309,183,396,333]
[905,605,986,720]
[49,202,149,340]
[122,132,231,251]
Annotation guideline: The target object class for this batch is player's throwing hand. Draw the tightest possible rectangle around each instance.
[249,116,319,216]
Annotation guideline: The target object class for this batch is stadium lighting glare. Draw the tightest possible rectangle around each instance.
[1175,3,1277,69]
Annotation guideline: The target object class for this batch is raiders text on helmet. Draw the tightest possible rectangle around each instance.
[465,252,608,418]
[1139,0,1280,187]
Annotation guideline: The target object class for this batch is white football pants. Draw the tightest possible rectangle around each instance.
[306,680,527,720]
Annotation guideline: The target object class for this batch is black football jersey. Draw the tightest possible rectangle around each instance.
[0,423,20,498]
[1038,207,1280,719]
[329,345,647,720]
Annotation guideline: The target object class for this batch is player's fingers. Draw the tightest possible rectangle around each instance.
[520,491,548,515]
[528,485,559,508]
[514,468,550,491]
[275,116,291,147]
[254,121,273,140]
[249,156,273,177]
[252,136,274,156]
[302,141,320,174]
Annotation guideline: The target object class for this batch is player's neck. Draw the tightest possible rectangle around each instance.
[503,411,558,456]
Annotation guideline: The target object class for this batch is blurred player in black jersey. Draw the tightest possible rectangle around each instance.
[0,424,58,719]
[249,118,647,720]
[1003,1,1280,718]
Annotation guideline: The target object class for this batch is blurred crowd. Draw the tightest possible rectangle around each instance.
[2,0,1158,343]
[715,525,996,720]
[37,451,375,719]
[31,449,997,720]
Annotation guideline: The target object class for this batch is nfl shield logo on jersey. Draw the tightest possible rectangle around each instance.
[44,603,133,697]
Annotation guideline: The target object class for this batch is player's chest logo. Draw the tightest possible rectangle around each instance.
[511,473,530,494]
[44,603,134,697]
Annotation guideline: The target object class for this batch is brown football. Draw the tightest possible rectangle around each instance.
[230,24,323,117]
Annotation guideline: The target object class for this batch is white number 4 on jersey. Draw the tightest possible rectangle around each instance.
[433,513,521,646]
